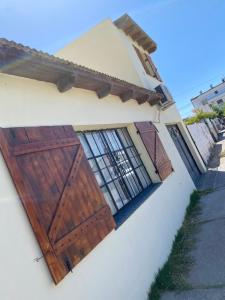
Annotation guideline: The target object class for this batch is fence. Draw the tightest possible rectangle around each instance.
[212,118,223,131]
[187,122,215,165]
[204,118,218,141]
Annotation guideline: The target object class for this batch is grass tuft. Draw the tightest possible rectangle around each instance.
[148,190,204,300]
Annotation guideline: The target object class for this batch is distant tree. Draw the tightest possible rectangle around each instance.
[184,115,198,125]
[211,104,225,119]
[184,109,217,125]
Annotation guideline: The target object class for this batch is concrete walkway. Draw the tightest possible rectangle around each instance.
[161,132,225,300]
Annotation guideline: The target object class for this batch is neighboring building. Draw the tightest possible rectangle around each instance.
[0,14,205,300]
[191,79,225,112]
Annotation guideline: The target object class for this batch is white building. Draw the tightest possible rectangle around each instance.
[191,79,225,112]
[0,14,205,300]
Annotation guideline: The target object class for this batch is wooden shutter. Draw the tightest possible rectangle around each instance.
[135,122,173,180]
[133,46,162,81]
[146,55,162,81]
[133,45,151,75]
[0,125,115,284]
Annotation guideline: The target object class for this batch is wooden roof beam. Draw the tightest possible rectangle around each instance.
[131,30,142,40]
[56,74,76,93]
[137,94,149,105]
[119,89,134,102]
[124,25,135,35]
[114,14,157,54]
[147,45,156,53]
[96,83,112,99]
[142,40,151,49]
[137,36,148,44]
[149,94,163,106]
[0,38,161,106]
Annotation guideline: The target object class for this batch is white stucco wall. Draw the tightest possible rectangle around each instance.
[0,73,203,300]
[0,15,207,300]
[56,19,143,87]
[191,81,225,112]
[118,30,162,91]
[56,19,163,94]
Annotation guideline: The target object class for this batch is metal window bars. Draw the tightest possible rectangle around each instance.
[78,128,152,215]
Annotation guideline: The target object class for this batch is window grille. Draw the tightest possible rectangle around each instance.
[78,128,152,215]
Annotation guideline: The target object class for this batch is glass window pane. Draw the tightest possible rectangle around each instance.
[88,159,98,172]
[93,132,107,154]
[123,171,141,197]
[96,155,112,169]
[103,130,122,151]
[112,131,123,150]
[106,153,116,167]
[117,156,132,175]
[130,147,140,158]
[118,128,132,147]
[140,166,151,184]
[101,167,112,183]
[96,156,106,169]
[86,133,100,156]
[114,179,130,205]
[94,171,104,186]
[78,127,152,215]
[130,174,142,195]
[136,166,151,188]
[101,186,117,215]
[78,134,92,158]
[130,156,139,168]
[115,149,125,161]
[108,182,124,209]
[127,148,142,168]
[117,128,129,147]
[108,166,117,180]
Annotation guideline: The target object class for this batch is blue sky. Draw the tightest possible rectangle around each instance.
[1,0,225,117]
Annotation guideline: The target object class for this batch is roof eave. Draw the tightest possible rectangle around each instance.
[0,38,162,106]
[114,14,157,54]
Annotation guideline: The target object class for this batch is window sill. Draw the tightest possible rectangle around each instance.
[160,101,176,110]
[114,183,162,228]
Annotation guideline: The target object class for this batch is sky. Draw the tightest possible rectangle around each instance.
[0,0,225,117]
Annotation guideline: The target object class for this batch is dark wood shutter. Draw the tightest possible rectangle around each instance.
[133,46,162,81]
[146,55,162,82]
[133,45,151,75]
[135,122,173,180]
[0,125,115,284]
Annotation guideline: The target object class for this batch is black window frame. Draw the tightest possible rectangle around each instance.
[78,127,153,219]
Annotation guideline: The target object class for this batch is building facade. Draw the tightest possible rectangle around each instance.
[191,79,225,112]
[0,14,205,300]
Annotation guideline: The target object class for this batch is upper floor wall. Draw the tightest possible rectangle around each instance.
[119,31,162,91]
[56,18,163,91]
[56,19,143,87]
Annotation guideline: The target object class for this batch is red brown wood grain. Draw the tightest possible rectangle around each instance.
[135,122,173,181]
[0,125,115,284]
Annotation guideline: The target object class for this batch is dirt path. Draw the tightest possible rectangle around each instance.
[161,132,225,300]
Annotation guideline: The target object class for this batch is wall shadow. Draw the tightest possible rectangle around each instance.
[198,170,225,191]
[218,132,225,142]
[207,144,222,169]
[198,131,225,190]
